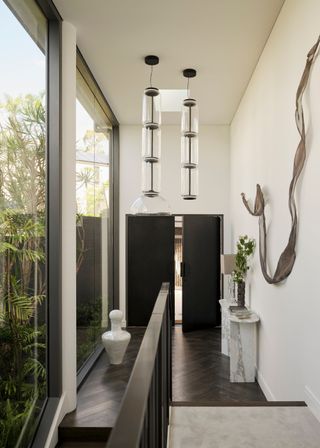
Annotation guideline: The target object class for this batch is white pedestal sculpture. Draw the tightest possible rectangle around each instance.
[229,313,259,383]
[102,310,131,365]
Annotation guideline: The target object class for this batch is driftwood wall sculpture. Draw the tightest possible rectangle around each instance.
[241,36,320,285]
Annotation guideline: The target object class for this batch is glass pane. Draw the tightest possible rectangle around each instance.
[76,69,112,371]
[0,1,47,446]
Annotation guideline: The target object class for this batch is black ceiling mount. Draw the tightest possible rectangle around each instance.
[145,55,159,66]
[183,68,197,78]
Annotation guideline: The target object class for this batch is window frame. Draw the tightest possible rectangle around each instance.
[75,50,120,386]
[1,0,62,444]
[31,0,62,445]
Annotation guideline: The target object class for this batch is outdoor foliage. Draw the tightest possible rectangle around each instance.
[76,128,110,217]
[76,297,103,369]
[0,94,47,447]
[232,235,255,283]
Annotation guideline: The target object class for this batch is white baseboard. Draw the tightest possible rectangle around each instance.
[167,406,172,448]
[305,386,320,423]
[257,370,276,401]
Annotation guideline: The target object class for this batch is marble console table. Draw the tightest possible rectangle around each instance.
[219,299,260,383]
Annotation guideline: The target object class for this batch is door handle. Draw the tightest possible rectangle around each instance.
[180,262,185,278]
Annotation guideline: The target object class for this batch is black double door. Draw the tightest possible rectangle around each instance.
[127,215,221,331]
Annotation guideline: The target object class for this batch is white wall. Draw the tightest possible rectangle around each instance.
[119,124,230,318]
[45,22,77,448]
[230,0,320,416]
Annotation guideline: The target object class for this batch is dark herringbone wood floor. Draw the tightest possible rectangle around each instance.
[58,327,145,444]
[172,326,267,403]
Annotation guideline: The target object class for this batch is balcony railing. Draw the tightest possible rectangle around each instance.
[106,282,172,447]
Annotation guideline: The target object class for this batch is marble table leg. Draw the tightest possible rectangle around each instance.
[221,306,230,356]
[230,321,256,382]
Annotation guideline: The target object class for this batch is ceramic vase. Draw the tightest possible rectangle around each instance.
[102,310,131,365]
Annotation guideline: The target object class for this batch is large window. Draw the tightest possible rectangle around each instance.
[76,58,116,372]
[0,1,48,446]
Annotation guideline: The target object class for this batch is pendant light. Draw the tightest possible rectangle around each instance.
[142,55,161,197]
[130,55,170,215]
[181,68,199,200]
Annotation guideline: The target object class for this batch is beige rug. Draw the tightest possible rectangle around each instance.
[168,406,320,448]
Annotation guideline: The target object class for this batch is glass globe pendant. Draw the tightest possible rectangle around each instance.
[181,68,199,200]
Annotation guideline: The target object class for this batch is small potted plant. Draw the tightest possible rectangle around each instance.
[232,235,255,307]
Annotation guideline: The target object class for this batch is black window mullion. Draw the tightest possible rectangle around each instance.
[31,2,62,446]
[46,17,62,398]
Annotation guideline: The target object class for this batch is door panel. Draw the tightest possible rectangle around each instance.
[182,215,221,332]
[127,215,174,326]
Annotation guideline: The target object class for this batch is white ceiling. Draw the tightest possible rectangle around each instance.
[54,0,285,125]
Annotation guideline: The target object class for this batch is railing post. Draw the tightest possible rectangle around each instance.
[155,352,160,446]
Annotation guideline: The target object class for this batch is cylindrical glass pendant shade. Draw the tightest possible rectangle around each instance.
[181,167,198,200]
[181,135,198,167]
[142,127,161,162]
[181,96,199,200]
[141,86,162,198]
[181,98,198,137]
[131,57,170,214]
[142,87,161,127]
[142,160,160,197]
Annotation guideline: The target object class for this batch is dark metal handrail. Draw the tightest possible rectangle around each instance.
[106,282,172,448]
